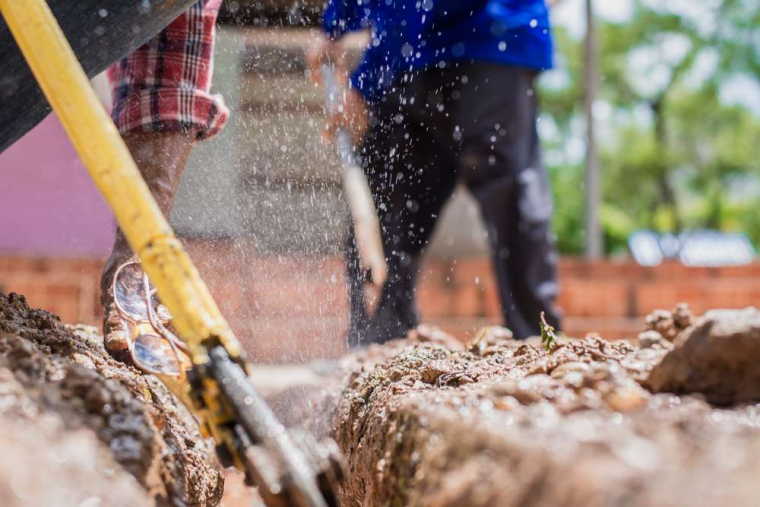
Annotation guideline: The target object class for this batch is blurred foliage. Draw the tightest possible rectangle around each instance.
[540,0,760,255]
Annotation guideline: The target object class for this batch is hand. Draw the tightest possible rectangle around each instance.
[326,87,369,145]
[306,35,347,85]
[306,35,369,144]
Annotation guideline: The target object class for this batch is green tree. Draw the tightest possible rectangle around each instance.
[541,0,760,255]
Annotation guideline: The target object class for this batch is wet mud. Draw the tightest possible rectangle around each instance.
[0,292,224,507]
[333,306,760,506]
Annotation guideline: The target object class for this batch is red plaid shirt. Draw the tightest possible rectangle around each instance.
[107,0,229,140]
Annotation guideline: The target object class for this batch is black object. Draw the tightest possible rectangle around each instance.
[347,62,562,343]
[0,0,198,154]
[208,347,344,507]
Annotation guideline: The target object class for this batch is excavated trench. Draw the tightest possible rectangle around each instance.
[277,305,760,507]
[3,289,760,507]
[326,307,760,506]
[0,292,224,507]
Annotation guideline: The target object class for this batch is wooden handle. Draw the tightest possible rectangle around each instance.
[323,65,388,288]
[342,163,387,288]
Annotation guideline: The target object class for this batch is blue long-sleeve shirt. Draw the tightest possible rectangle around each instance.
[323,0,554,104]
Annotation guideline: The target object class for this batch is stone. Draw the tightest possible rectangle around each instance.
[638,330,664,349]
[645,307,760,404]
[644,303,694,342]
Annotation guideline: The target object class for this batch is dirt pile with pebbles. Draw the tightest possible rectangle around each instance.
[646,306,760,404]
[5,288,760,507]
[334,309,760,507]
[0,292,224,507]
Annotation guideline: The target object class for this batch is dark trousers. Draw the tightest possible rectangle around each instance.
[347,62,562,344]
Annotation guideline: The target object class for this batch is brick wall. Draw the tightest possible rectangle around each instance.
[0,257,103,326]
[425,258,760,340]
[2,241,759,362]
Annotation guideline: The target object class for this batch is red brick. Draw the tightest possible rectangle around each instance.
[419,277,487,319]
[712,264,760,278]
[417,284,454,318]
[701,280,760,310]
[635,281,707,315]
[417,259,451,287]
[557,280,630,318]
[558,258,644,280]
[2,250,759,347]
[450,257,495,288]
[482,283,502,318]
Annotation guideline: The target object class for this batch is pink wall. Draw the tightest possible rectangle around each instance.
[0,115,115,258]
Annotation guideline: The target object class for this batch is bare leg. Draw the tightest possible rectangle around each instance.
[100,131,195,359]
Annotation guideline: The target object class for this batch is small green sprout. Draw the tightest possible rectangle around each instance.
[540,311,557,352]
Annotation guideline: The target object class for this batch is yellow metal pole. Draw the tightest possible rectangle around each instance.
[0,0,242,366]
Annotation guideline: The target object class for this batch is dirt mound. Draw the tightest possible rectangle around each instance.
[334,323,760,506]
[0,292,224,507]
[6,288,760,507]
[646,307,760,404]
[642,303,695,342]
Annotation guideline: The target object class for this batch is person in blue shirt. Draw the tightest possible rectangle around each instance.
[309,0,563,343]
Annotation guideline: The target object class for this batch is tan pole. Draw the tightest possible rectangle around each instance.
[584,0,603,259]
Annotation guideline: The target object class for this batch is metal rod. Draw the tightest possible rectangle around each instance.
[210,347,328,507]
[584,0,603,259]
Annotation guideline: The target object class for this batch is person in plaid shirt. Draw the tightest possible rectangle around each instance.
[101,0,229,359]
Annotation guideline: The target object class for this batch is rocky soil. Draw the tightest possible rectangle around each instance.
[330,307,760,507]
[646,307,760,404]
[0,292,224,507]
[4,287,760,507]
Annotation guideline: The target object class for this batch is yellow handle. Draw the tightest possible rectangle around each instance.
[0,0,242,366]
